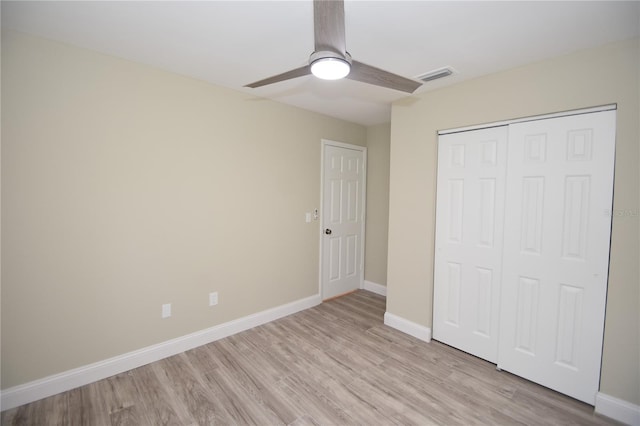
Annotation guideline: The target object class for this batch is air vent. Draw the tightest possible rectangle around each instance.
[416,67,455,83]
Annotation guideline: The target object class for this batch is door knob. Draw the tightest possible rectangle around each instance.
[325,228,332,235]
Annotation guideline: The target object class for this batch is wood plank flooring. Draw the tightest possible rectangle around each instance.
[2,290,617,425]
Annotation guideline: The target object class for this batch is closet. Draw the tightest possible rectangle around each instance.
[432,107,616,405]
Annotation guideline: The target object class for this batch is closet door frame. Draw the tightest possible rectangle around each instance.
[434,104,617,405]
[438,104,616,137]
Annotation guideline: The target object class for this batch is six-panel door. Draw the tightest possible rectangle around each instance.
[498,111,616,405]
[322,144,365,300]
[433,126,508,363]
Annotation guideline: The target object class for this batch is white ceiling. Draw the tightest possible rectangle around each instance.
[3,1,639,126]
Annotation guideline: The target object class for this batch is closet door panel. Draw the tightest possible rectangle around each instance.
[433,126,508,363]
[498,111,616,405]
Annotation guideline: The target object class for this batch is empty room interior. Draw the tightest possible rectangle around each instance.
[1,1,639,425]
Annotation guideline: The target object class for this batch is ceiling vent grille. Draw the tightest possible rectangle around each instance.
[416,67,455,83]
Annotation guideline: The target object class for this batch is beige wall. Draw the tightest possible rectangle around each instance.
[364,123,391,286]
[1,31,366,389]
[387,38,640,405]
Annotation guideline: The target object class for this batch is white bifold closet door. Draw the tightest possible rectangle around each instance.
[433,109,616,405]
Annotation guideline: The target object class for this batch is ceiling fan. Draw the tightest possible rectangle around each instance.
[245,0,422,93]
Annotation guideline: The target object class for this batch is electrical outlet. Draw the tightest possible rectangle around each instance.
[162,303,171,318]
[209,292,218,306]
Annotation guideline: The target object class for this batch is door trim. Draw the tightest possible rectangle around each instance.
[319,139,367,300]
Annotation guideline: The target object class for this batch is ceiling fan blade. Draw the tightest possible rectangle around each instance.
[314,0,346,55]
[347,60,422,93]
[244,65,311,88]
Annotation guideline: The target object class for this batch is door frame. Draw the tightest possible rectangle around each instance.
[319,139,367,300]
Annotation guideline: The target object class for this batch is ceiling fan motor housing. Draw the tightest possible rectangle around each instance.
[309,50,352,66]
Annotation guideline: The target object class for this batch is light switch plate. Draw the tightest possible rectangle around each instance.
[162,303,171,318]
[209,292,218,306]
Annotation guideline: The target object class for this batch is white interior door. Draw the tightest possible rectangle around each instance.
[321,142,366,300]
[433,126,508,362]
[498,111,616,405]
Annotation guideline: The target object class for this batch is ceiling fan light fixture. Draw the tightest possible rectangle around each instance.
[310,57,351,80]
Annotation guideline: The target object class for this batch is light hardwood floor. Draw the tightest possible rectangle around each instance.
[2,290,618,425]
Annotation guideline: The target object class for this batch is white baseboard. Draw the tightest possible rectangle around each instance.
[595,392,640,425]
[383,312,431,343]
[1,293,322,411]
[363,280,387,296]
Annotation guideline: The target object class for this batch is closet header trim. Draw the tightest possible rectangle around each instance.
[438,104,617,136]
